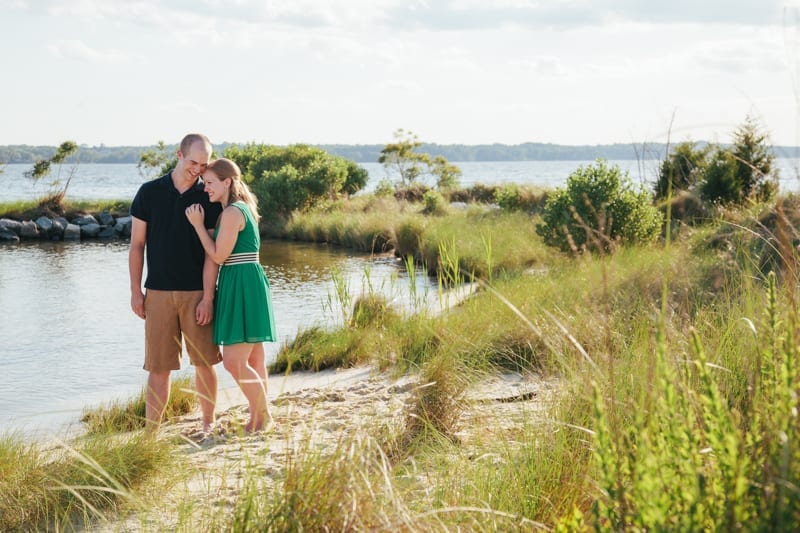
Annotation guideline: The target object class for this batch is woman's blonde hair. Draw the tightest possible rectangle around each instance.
[207,158,260,221]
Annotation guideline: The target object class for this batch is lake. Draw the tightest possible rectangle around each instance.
[0,239,437,439]
[2,159,798,203]
[2,158,800,439]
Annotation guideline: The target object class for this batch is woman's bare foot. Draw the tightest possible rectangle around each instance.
[245,414,274,434]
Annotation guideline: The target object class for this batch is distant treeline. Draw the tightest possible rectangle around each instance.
[1,142,799,165]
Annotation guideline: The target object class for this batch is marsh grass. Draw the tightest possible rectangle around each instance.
[286,194,553,279]
[0,431,172,531]
[81,376,197,434]
[10,192,800,530]
[0,198,130,220]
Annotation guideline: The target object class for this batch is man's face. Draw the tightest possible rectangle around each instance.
[177,142,211,180]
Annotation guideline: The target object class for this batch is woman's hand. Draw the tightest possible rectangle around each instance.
[185,203,205,228]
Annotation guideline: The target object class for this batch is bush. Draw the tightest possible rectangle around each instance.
[422,190,446,215]
[536,159,663,254]
[374,178,395,197]
[699,115,778,205]
[654,141,709,200]
[494,184,522,211]
[223,143,367,217]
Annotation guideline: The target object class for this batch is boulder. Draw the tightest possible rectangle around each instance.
[63,224,81,240]
[0,219,22,235]
[80,223,102,237]
[97,226,116,239]
[0,229,20,243]
[98,210,115,226]
[35,216,54,234]
[72,214,98,226]
[114,215,133,237]
[50,218,65,239]
[20,221,39,239]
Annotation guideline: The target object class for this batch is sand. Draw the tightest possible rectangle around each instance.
[93,364,556,530]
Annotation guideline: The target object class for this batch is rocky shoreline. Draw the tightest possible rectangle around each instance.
[0,211,132,243]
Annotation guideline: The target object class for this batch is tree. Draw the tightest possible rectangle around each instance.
[223,143,367,216]
[536,160,662,254]
[378,129,461,190]
[137,141,175,180]
[24,141,79,210]
[699,115,778,204]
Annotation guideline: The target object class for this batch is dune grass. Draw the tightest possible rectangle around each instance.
[9,192,800,530]
[0,431,173,531]
[0,198,131,220]
[81,376,198,434]
[256,193,800,530]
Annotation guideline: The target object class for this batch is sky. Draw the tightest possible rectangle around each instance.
[2,0,800,149]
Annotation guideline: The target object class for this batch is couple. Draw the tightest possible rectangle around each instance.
[128,133,276,435]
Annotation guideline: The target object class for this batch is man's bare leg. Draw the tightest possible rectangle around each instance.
[195,364,218,432]
[146,371,171,432]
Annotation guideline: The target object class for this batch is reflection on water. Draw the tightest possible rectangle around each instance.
[0,239,434,438]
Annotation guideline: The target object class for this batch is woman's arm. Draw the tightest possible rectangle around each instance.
[185,204,244,265]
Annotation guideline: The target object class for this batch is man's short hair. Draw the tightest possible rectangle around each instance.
[180,133,212,155]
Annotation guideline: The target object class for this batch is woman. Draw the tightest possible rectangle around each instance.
[185,158,276,433]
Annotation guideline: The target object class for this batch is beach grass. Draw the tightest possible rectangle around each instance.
[0,431,173,531]
[10,191,800,530]
[80,376,197,434]
[0,198,131,220]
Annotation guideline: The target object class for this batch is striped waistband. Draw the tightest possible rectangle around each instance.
[223,252,259,266]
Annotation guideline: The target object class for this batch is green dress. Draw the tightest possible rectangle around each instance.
[213,201,276,345]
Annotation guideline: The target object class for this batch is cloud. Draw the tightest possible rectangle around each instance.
[48,39,133,64]
[691,38,787,73]
[382,0,788,31]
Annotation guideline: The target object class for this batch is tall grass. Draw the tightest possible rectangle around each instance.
[0,431,172,531]
[81,376,197,434]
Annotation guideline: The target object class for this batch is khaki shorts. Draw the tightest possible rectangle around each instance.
[143,290,222,372]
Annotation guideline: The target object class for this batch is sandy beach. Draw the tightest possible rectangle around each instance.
[95,364,556,530]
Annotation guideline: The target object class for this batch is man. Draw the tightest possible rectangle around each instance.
[129,133,223,432]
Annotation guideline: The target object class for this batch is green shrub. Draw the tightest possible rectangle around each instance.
[494,184,521,211]
[536,159,663,253]
[654,141,710,200]
[422,189,446,215]
[223,143,366,217]
[699,115,778,205]
[374,178,394,197]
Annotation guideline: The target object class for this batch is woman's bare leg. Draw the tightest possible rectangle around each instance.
[222,343,270,432]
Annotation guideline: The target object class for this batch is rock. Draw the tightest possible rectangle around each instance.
[97,226,116,238]
[80,223,102,237]
[50,218,65,239]
[0,219,21,235]
[98,210,115,226]
[72,214,98,226]
[114,215,132,237]
[63,224,81,240]
[35,216,54,234]
[0,229,20,243]
[20,221,39,239]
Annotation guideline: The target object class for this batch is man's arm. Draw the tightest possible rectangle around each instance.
[196,251,219,326]
[129,217,147,319]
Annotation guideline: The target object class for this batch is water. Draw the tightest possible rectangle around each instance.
[0,239,435,438]
[2,159,800,202]
[3,158,800,439]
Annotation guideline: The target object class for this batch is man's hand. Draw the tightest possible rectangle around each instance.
[131,290,146,319]
[196,296,214,326]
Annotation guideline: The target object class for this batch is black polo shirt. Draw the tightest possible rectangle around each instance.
[131,173,223,291]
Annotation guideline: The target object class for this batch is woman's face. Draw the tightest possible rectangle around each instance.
[202,169,229,204]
